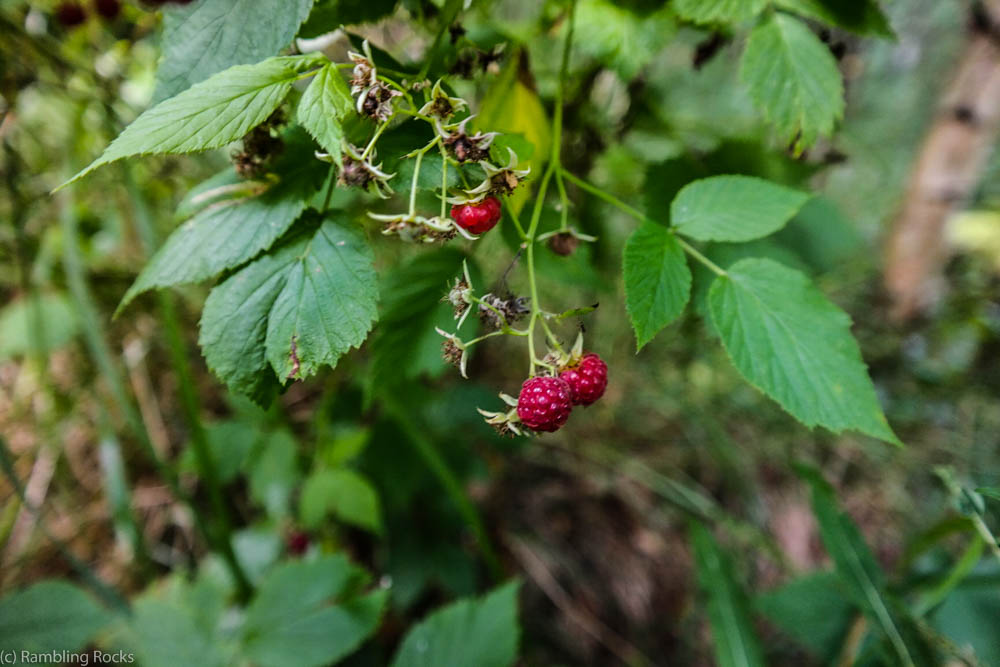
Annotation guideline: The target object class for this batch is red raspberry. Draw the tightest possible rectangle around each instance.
[559,353,608,406]
[516,376,573,432]
[450,196,502,235]
[55,2,87,27]
[286,530,310,556]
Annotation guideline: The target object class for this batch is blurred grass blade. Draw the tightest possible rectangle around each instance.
[0,436,129,614]
[689,520,766,667]
[98,432,145,560]
[59,188,153,572]
[796,464,930,667]
[914,535,984,617]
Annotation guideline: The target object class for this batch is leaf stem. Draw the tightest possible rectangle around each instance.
[675,235,727,277]
[559,169,728,276]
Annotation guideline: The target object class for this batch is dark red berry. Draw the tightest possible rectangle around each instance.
[517,376,573,432]
[94,0,121,19]
[560,353,608,406]
[287,530,310,556]
[55,2,87,27]
[450,196,502,235]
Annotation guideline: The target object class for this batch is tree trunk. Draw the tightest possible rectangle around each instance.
[884,2,1000,321]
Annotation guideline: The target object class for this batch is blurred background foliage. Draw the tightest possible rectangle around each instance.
[2,0,1000,665]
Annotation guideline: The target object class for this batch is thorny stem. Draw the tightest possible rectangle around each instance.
[560,169,729,277]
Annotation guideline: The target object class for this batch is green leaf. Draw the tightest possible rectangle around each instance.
[0,292,79,360]
[243,555,384,667]
[671,175,811,242]
[774,0,893,36]
[673,0,766,24]
[245,554,368,628]
[477,54,551,215]
[708,259,898,444]
[247,429,300,518]
[573,0,676,80]
[931,582,1000,666]
[0,581,110,653]
[119,131,324,312]
[198,215,378,403]
[798,465,932,667]
[128,599,226,667]
[300,468,383,533]
[391,581,521,667]
[740,13,844,150]
[689,522,766,667]
[299,0,400,39]
[756,572,854,661]
[64,55,324,187]
[976,486,1000,502]
[154,0,315,101]
[370,249,472,391]
[623,222,692,350]
[297,63,354,162]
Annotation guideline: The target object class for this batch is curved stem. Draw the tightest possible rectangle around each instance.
[360,121,389,160]
[521,0,575,375]
[560,169,728,277]
[409,148,424,217]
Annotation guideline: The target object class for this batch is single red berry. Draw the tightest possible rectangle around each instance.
[93,0,121,19]
[287,530,310,556]
[450,196,502,235]
[516,376,573,432]
[55,1,87,27]
[560,353,608,406]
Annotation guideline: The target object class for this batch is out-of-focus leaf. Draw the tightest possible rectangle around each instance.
[298,0,400,39]
[573,0,676,80]
[756,572,854,661]
[243,555,385,667]
[154,0,314,101]
[690,521,766,667]
[0,292,79,360]
[740,13,844,150]
[623,222,692,350]
[709,259,899,444]
[127,599,226,667]
[930,577,1000,666]
[774,0,894,36]
[248,430,300,518]
[370,249,472,392]
[391,581,521,667]
[774,196,863,273]
[0,581,110,653]
[672,175,810,242]
[299,468,383,533]
[477,54,550,214]
[674,0,766,24]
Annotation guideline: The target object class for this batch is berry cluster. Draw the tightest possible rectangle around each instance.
[514,352,608,433]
